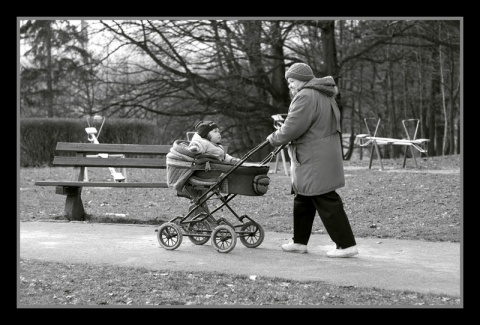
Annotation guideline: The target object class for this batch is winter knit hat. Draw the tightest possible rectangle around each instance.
[195,120,219,139]
[285,63,315,82]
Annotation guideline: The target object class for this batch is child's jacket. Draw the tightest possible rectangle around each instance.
[188,133,239,164]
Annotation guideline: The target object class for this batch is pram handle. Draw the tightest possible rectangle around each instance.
[258,140,271,150]
[233,140,286,166]
[235,140,271,166]
[260,141,287,165]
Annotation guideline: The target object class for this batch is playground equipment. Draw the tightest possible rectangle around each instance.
[84,115,126,182]
[356,118,430,170]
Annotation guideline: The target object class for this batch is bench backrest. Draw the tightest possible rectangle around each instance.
[56,142,172,155]
[53,142,229,169]
[53,142,171,169]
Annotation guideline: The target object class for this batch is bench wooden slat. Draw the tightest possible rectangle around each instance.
[53,156,167,168]
[35,181,169,188]
[56,142,172,155]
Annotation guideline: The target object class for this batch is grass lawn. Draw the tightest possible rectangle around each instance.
[18,154,462,307]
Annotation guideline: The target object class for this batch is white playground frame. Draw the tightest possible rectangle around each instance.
[84,115,127,182]
[356,118,430,170]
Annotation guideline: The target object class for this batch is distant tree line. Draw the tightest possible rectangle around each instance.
[20,19,461,159]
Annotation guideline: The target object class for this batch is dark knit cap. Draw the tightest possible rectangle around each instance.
[195,120,219,139]
[285,63,315,82]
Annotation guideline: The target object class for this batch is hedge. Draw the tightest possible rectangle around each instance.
[20,118,160,167]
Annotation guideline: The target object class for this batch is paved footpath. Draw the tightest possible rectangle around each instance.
[19,221,462,297]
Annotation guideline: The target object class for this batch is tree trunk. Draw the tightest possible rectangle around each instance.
[415,51,427,146]
[387,66,399,159]
[319,20,339,78]
[268,21,290,108]
[455,78,461,154]
[439,25,449,156]
[448,48,457,155]
[45,22,54,117]
[81,20,94,115]
[428,48,440,156]
[318,21,345,157]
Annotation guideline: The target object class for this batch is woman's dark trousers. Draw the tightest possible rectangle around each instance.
[293,191,356,249]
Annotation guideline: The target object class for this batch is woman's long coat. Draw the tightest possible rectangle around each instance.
[267,76,345,196]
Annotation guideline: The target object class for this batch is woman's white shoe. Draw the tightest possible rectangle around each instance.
[327,245,358,258]
[281,240,307,253]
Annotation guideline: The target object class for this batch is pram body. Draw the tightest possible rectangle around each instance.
[155,140,280,253]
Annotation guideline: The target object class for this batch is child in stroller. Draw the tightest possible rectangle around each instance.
[158,128,282,253]
[187,120,241,165]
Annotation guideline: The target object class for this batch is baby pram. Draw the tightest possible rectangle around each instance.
[155,140,283,253]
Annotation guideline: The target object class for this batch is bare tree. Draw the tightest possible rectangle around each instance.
[20,19,461,158]
[20,20,93,117]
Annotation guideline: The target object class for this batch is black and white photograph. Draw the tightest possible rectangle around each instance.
[18,17,462,308]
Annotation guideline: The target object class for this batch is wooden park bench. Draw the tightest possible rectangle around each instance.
[34,142,173,221]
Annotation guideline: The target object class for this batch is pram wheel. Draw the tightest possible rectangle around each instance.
[187,215,211,245]
[239,221,265,248]
[157,222,183,250]
[211,225,237,253]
